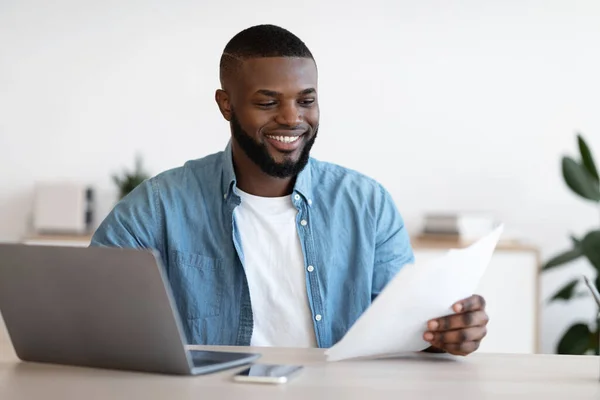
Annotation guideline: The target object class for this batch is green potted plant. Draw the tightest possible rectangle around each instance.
[112,154,151,200]
[543,133,600,355]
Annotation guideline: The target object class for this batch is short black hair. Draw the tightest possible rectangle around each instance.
[219,24,314,87]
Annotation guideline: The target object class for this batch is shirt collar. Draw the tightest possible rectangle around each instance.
[294,157,313,202]
[221,140,237,200]
[221,139,314,203]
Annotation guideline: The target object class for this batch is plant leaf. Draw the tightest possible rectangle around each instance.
[570,235,581,247]
[557,323,593,354]
[542,247,583,270]
[578,134,599,183]
[549,279,580,301]
[582,230,600,271]
[112,175,122,187]
[112,155,150,199]
[562,156,600,201]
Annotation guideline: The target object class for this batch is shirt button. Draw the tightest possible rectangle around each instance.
[300,219,307,226]
[223,193,227,199]
[294,194,301,201]
[308,199,313,206]
[307,265,314,272]
[315,314,322,322]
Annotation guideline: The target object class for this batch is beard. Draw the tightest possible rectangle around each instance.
[230,111,317,179]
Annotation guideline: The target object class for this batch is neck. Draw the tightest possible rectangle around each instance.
[231,143,296,198]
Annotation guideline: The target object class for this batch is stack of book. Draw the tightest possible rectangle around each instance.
[420,213,498,242]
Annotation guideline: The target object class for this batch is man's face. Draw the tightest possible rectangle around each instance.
[218,57,319,178]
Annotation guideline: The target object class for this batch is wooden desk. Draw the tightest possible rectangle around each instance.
[1,345,598,399]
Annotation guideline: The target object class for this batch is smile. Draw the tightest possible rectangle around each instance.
[265,135,302,143]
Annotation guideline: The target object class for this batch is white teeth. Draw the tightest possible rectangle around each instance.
[267,135,300,143]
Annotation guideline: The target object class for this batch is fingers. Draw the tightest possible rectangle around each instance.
[441,341,481,356]
[452,294,486,313]
[428,310,488,332]
[423,327,485,356]
[423,295,489,357]
[424,326,487,345]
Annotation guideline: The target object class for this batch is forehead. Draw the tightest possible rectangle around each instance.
[236,57,317,94]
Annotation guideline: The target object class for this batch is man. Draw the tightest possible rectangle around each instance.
[91,24,488,356]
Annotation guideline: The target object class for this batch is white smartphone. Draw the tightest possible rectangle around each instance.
[233,364,303,384]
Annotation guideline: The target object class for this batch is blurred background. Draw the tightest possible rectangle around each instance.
[1,0,600,356]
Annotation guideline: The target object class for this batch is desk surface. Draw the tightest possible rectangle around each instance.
[23,233,539,252]
[1,345,599,399]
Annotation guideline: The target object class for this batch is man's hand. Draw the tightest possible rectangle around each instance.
[423,294,489,356]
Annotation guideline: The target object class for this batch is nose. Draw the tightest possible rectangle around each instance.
[275,102,302,128]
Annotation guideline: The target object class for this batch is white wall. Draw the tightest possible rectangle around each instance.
[1,0,600,354]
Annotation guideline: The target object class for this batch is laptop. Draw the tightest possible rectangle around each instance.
[0,243,260,375]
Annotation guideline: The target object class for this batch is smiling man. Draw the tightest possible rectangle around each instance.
[91,24,489,356]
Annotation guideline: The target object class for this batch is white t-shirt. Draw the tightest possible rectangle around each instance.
[233,189,317,348]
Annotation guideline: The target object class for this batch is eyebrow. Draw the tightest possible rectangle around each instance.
[298,88,316,96]
[255,88,316,97]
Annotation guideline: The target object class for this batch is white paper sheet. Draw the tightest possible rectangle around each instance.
[324,223,504,361]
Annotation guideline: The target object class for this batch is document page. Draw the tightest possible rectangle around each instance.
[324,224,504,361]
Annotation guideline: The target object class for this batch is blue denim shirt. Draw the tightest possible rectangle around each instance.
[90,142,414,347]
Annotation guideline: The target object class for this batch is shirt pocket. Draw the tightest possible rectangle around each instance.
[170,251,224,320]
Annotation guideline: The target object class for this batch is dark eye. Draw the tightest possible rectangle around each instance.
[299,98,315,106]
[257,101,277,109]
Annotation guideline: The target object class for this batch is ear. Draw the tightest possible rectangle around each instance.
[215,89,232,121]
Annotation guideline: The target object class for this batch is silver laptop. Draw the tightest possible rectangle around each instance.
[0,243,260,375]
